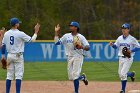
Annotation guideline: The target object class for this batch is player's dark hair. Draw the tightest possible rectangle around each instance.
[77,28,79,32]
[11,24,16,27]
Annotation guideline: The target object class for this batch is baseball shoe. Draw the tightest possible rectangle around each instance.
[120,90,125,93]
[130,71,135,82]
[81,73,88,85]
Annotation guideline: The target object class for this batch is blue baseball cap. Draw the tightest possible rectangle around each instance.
[69,22,80,29]
[10,18,22,26]
[121,23,130,29]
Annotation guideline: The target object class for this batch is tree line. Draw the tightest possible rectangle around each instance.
[0,0,140,40]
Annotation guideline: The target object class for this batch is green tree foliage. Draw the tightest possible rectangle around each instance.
[0,0,140,40]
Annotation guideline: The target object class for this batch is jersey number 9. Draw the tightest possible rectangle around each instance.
[10,36,14,45]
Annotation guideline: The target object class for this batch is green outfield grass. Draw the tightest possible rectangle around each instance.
[0,62,140,81]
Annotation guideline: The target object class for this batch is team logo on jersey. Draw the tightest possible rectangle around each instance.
[120,43,130,48]
[66,39,73,43]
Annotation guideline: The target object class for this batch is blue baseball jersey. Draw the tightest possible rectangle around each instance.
[114,35,140,57]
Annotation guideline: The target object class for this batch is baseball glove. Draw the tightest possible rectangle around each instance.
[1,58,7,69]
[122,47,131,58]
[73,36,83,49]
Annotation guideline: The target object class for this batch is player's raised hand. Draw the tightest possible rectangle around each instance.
[55,24,60,32]
[109,41,113,46]
[34,23,40,34]
[1,27,6,31]
[55,24,60,36]
[0,27,6,45]
[0,27,6,35]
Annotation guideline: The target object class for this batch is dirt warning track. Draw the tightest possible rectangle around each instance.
[0,81,140,93]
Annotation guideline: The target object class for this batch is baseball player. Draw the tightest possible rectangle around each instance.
[109,23,140,93]
[54,22,90,93]
[0,27,6,46]
[1,17,40,93]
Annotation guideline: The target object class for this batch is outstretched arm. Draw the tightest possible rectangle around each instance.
[109,41,117,49]
[21,23,40,42]
[54,24,61,45]
[131,39,140,52]
[31,23,40,42]
[0,27,6,47]
[1,27,6,58]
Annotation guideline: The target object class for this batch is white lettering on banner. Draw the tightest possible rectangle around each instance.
[84,51,93,58]
[39,42,119,61]
[41,44,54,59]
[93,44,103,59]
[104,44,115,59]
[57,45,67,59]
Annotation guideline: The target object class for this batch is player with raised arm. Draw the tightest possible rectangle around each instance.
[109,23,140,93]
[54,22,90,93]
[1,17,40,93]
[0,27,6,46]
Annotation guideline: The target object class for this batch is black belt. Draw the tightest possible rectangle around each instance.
[119,56,126,58]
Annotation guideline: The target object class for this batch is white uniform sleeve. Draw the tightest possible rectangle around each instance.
[20,32,31,42]
[114,37,120,47]
[31,34,37,42]
[132,38,140,48]
[60,35,66,44]
[54,34,66,45]
[81,36,89,47]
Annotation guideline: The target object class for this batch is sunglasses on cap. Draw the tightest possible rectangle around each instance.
[121,27,130,29]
